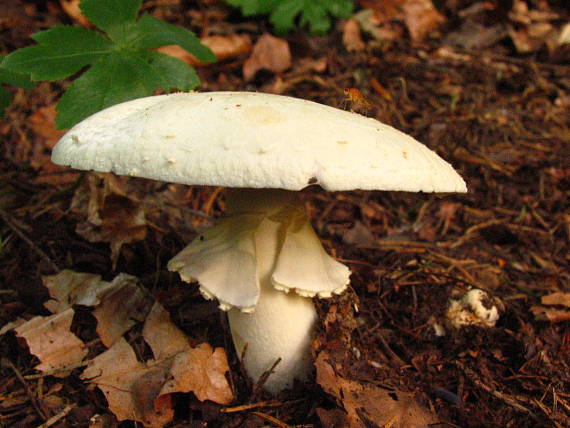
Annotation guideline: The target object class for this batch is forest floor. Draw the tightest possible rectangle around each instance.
[0,0,569,427]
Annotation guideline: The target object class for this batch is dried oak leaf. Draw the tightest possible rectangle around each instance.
[59,0,91,27]
[343,19,366,52]
[27,104,77,185]
[530,306,570,323]
[92,274,153,347]
[316,352,436,428]
[43,270,153,347]
[158,34,252,66]
[402,0,446,41]
[243,33,291,81]
[81,302,233,427]
[358,0,444,41]
[15,309,88,376]
[542,292,570,308]
[71,173,147,268]
[43,270,109,313]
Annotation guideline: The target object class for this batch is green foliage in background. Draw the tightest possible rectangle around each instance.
[2,0,215,129]
[226,0,354,35]
[0,56,34,118]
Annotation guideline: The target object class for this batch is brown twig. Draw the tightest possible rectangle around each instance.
[221,400,301,413]
[457,362,537,417]
[36,405,74,428]
[1,358,47,421]
[0,208,59,272]
[251,411,291,428]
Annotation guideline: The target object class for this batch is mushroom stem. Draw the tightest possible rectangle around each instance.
[168,188,350,392]
[226,189,317,393]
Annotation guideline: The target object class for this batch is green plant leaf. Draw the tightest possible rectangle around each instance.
[129,14,216,62]
[3,0,214,128]
[0,58,34,89]
[228,0,354,35]
[145,52,200,90]
[55,51,199,129]
[226,0,281,15]
[0,56,34,118]
[80,0,142,37]
[271,0,305,35]
[2,26,113,81]
[0,86,10,118]
[327,0,354,17]
[299,2,332,35]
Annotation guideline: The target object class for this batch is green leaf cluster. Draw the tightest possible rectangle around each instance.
[226,0,354,35]
[2,0,215,128]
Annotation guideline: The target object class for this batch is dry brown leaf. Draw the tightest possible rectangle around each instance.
[530,305,570,323]
[82,338,170,427]
[28,105,66,150]
[81,303,233,427]
[316,407,350,427]
[360,0,404,21]
[93,275,153,347]
[59,0,90,26]
[508,23,555,53]
[343,19,366,52]
[541,292,570,308]
[158,34,252,66]
[444,21,507,50]
[43,270,109,313]
[342,221,375,246]
[26,104,78,185]
[71,173,147,268]
[358,0,444,41]
[316,352,436,428]
[243,33,291,81]
[142,303,234,404]
[353,8,404,42]
[507,0,565,53]
[402,0,446,41]
[43,270,153,347]
[508,0,559,25]
[0,317,27,335]
[15,309,88,376]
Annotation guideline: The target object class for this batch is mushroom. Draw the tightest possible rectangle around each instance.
[446,288,501,330]
[52,91,467,393]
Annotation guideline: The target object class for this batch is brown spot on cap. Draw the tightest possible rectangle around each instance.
[307,176,318,185]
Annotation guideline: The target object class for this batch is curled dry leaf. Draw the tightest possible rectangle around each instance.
[82,338,171,427]
[4,270,231,426]
[343,19,366,52]
[530,292,570,323]
[82,302,233,427]
[402,0,446,41]
[27,104,77,185]
[358,0,444,41]
[158,33,252,66]
[316,352,436,428]
[59,0,90,26]
[43,270,108,313]
[92,275,153,347]
[506,0,567,53]
[44,270,153,347]
[243,33,291,81]
[71,173,147,268]
[530,306,570,323]
[541,292,570,308]
[14,309,87,377]
[29,105,66,150]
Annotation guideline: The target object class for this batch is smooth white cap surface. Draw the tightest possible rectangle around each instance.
[52,92,467,193]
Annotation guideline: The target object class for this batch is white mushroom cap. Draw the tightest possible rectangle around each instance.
[52,92,467,193]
